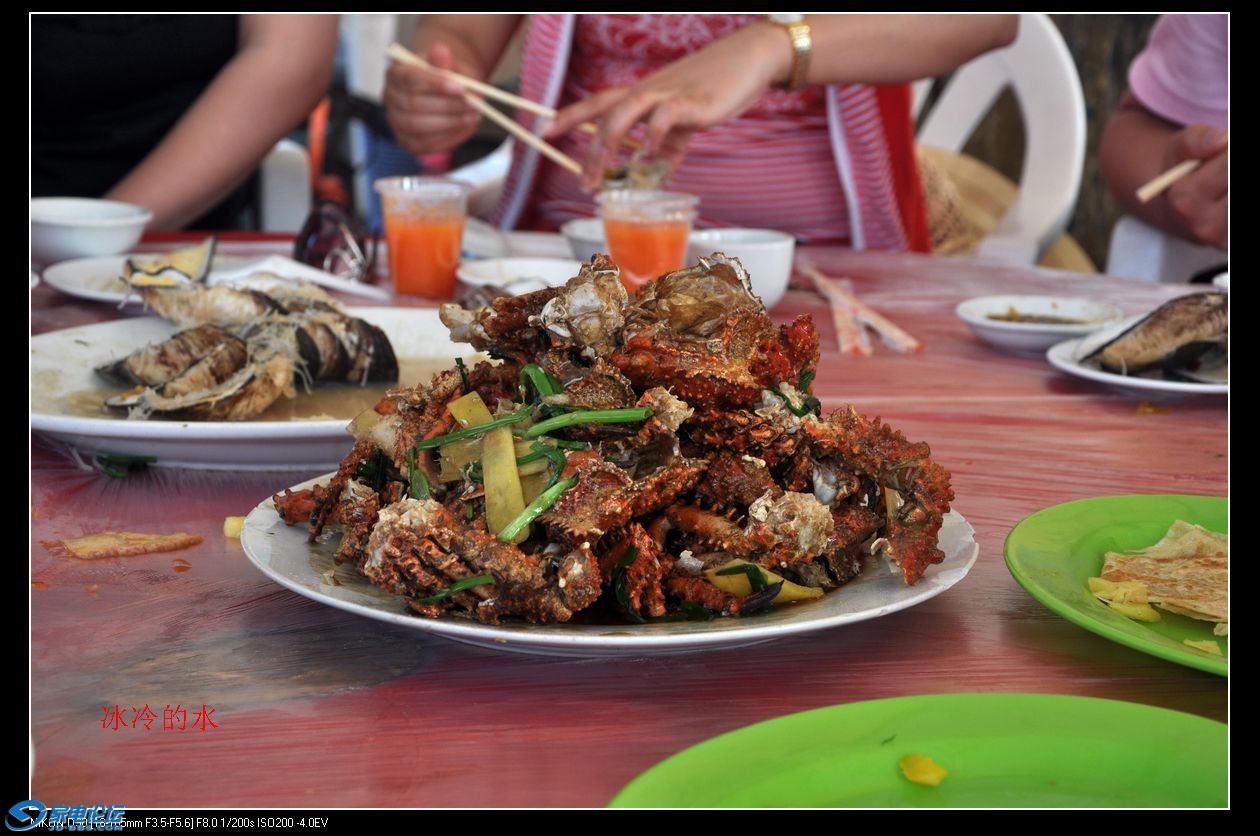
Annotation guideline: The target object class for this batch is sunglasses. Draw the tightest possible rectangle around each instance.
[293,203,377,283]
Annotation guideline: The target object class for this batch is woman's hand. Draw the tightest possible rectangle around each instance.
[544,22,790,188]
[1101,92,1229,251]
[383,43,482,157]
[1159,125,1228,250]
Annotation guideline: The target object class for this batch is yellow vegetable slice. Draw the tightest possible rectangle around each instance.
[439,437,555,482]
[1088,577,1149,604]
[223,516,245,539]
[899,754,948,787]
[1106,600,1161,622]
[447,392,527,542]
[519,471,551,505]
[125,236,217,284]
[703,559,824,604]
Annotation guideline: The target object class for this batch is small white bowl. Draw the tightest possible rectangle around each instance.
[560,217,606,261]
[955,295,1124,354]
[30,197,153,265]
[456,257,582,296]
[687,228,794,309]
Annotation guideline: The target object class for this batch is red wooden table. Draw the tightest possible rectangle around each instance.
[29,242,1227,807]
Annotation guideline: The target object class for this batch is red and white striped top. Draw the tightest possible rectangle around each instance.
[529,14,851,243]
[491,15,929,253]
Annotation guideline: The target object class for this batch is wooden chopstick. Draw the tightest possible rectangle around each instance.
[1136,159,1201,203]
[801,264,922,354]
[461,92,583,175]
[387,42,643,152]
[1136,135,1227,203]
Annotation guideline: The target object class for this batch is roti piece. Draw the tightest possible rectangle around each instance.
[1101,521,1227,623]
[43,531,202,560]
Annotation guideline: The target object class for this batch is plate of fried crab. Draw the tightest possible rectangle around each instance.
[246,253,977,656]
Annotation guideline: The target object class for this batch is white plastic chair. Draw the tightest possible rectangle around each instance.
[916,13,1086,265]
[1105,214,1226,283]
[258,139,312,233]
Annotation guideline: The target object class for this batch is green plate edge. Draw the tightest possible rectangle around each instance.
[609,693,1227,808]
[1004,494,1227,676]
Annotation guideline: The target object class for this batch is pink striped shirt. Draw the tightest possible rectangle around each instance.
[530,14,852,243]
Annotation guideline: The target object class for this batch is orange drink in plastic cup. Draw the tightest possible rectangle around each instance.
[596,190,698,292]
[375,177,470,298]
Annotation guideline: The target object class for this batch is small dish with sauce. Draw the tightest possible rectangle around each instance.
[955,295,1124,354]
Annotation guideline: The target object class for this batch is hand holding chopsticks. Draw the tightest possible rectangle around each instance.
[1135,133,1227,203]
[386,42,640,176]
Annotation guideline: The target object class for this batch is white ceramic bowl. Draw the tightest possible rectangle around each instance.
[955,294,1125,354]
[456,257,582,296]
[686,228,794,309]
[30,197,153,265]
[560,217,606,261]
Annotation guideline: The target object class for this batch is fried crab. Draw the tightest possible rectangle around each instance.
[274,253,953,624]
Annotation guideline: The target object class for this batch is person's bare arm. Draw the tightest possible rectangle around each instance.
[105,15,339,230]
[383,15,523,157]
[546,14,1019,186]
[1100,92,1228,250]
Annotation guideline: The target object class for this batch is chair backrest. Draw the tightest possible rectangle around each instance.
[259,139,312,233]
[917,13,1086,263]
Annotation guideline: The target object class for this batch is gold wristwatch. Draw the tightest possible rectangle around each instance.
[766,13,812,90]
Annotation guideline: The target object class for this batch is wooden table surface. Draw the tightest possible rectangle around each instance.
[29,243,1228,808]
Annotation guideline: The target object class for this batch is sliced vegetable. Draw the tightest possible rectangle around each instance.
[441,437,583,482]
[768,386,820,418]
[414,405,533,451]
[715,563,768,593]
[358,449,389,491]
[415,574,496,605]
[407,448,431,500]
[497,476,577,544]
[455,357,470,393]
[705,559,825,604]
[739,581,783,614]
[613,545,646,624]
[448,392,529,542]
[518,407,652,439]
[223,516,245,539]
[519,363,561,400]
[528,441,568,488]
[518,470,551,505]
[899,754,948,787]
[1106,600,1161,622]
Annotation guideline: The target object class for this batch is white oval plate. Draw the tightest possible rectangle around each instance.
[456,257,581,296]
[30,308,478,470]
[1046,316,1228,396]
[241,477,978,657]
[41,252,257,307]
[956,295,1123,354]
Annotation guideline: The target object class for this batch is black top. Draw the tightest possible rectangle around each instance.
[31,14,255,229]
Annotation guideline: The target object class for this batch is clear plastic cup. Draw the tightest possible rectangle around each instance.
[595,190,699,292]
[374,177,471,298]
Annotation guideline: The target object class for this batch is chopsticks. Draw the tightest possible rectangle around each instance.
[458,91,583,175]
[1136,160,1201,203]
[386,42,642,153]
[1136,136,1228,203]
[801,264,922,355]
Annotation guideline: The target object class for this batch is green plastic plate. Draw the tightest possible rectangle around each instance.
[1005,494,1227,676]
[610,694,1226,808]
